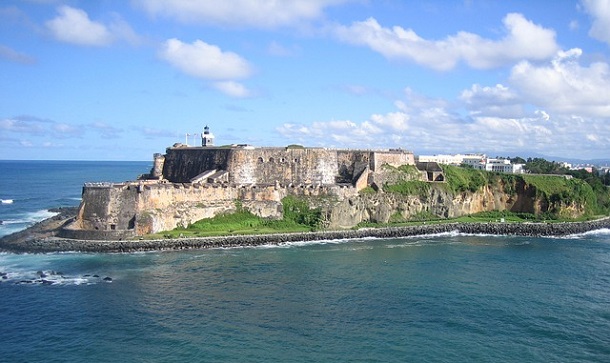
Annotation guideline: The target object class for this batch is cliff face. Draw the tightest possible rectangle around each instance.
[323,179,587,229]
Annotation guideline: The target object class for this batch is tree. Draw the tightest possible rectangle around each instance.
[510,156,527,164]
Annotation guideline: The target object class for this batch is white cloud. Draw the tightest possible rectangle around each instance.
[460,84,525,118]
[510,48,610,117]
[159,38,253,80]
[333,13,558,70]
[213,81,252,98]
[45,6,140,46]
[581,0,610,45]
[46,6,113,46]
[134,0,346,28]
[451,48,610,158]
[277,80,610,159]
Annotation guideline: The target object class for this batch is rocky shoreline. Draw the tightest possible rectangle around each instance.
[1,209,609,253]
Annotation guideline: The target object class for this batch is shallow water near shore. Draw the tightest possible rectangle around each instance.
[1,233,610,362]
[1,160,610,362]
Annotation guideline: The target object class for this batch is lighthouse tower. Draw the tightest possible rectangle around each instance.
[201,125,215,147]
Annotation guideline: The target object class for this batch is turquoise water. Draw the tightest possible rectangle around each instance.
[0,161,609,362]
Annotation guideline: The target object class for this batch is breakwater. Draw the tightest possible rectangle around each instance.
[2,217,610,253]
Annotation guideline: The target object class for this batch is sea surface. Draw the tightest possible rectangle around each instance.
[1,160,609,362]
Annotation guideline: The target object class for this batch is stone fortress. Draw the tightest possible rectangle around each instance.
[61,126,443,240]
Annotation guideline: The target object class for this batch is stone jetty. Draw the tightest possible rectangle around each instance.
[1,214,609,253]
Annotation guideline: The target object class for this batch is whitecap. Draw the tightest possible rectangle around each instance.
[561,228,610,239]
[1,199,14,204]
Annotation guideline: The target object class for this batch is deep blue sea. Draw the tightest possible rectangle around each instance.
[1,160,609,362]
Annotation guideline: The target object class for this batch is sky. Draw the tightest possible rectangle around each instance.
[1,0,610,161]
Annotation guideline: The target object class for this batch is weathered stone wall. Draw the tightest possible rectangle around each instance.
[159,147,416,185]
[336,150,371,183]
[75,183,138,231]
[162,147,232,182]
[372,150,415,171]
[71,180,359,238]
[228,148,339,185]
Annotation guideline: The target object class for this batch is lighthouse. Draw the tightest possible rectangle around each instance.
[201,125,215,147]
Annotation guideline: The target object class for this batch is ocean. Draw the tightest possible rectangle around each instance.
[1,160,609,362]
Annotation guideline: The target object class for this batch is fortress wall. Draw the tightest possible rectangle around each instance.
[76,180,359,236]
[160,146,414,185]
[372,151,415,170]
[78,184,138,231]
[308,149,339,184]
[228,148,339,185]
[133,182,356,234]
[162,147,232,182]
[336,150,372,182]
[136,183,240,209]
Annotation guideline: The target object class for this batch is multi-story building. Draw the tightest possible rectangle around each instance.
[417,153,523,174]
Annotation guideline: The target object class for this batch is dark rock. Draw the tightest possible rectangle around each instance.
[103,277,112,282]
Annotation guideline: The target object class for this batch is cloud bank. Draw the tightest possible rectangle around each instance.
[333,13,558,70]
[278,48,610,159]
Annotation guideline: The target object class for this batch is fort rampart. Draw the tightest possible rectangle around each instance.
[62,145,416,239]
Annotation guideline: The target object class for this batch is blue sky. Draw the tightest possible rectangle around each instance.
[1,0,610,161]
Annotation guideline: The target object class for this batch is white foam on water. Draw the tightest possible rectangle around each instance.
[25,209,58,222]
[0,209,59,237]
[1,199,14,204]
[0,257,114,286]
[1,209,58,225]
[561,228,610,239]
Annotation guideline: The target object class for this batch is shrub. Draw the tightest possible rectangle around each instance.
[280,196,322,229]
[384,180,430,196]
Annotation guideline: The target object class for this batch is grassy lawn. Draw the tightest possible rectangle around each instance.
[144,208,314,239]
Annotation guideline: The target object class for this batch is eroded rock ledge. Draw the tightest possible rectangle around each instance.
[2,214,609,253]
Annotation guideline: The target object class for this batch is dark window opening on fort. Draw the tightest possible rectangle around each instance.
[269,157,275,163]
[110,224,116,230]
[280,157,286,163]
[258,157,264,163]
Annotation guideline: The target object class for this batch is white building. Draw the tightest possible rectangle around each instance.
[417,153,485,166]
[417,153,523,174]
[474,158,524,174]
